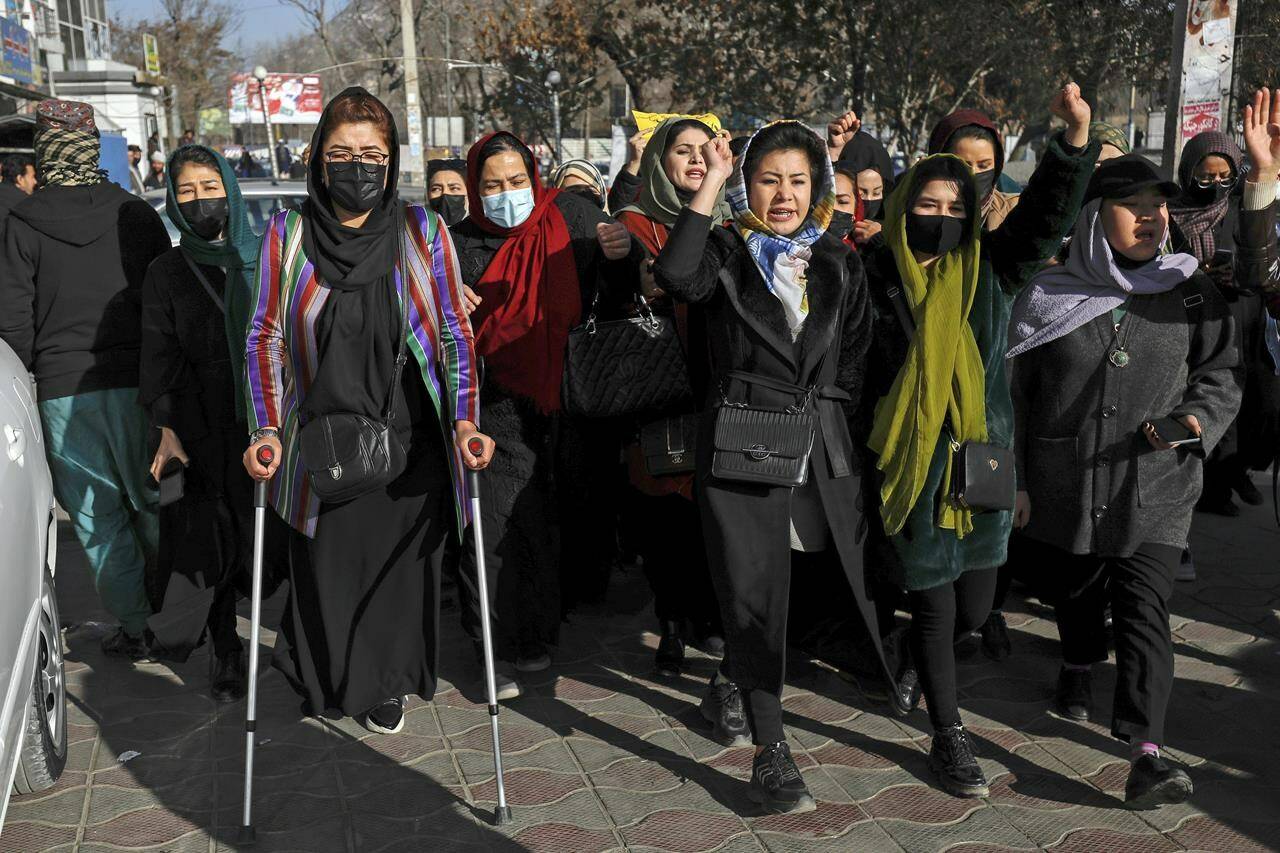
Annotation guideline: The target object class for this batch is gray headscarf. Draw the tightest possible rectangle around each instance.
[1007,199,1200,358]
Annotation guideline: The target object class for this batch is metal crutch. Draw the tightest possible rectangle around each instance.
[466,436,512,825]
[239,444,275,846]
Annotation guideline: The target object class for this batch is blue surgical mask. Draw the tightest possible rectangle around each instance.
[482,187,535,229]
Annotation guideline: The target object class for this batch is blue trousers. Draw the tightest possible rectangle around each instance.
[39,388,156,636]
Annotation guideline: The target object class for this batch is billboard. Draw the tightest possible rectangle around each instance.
[1177,0,1239,145]
[1,17,32,84]
[228,73,324,125]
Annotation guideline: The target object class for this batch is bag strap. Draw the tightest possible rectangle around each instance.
[382,204,413,425]
[181,250,226,314]
[885,283,917,338]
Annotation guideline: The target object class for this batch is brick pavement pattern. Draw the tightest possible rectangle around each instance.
[3,494,1279,852]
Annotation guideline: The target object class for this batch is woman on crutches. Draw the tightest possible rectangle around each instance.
[240,87,493,732]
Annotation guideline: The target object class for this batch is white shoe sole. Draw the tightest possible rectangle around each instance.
[363,700,406,735]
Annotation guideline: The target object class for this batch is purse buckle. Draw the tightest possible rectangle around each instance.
[744,444,774,461]
[329,464,342,480]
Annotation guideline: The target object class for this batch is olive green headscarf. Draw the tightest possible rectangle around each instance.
[617,116,730,226]
[1088,122,1131,156]
[869,154,988,540]
[164,144,259,420]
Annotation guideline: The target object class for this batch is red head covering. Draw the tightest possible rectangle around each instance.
[927,109,1005,177]
[464,132,579,413]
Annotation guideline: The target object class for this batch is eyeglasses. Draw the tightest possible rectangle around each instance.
[324,149,389,166]
[1192,175,1237,189]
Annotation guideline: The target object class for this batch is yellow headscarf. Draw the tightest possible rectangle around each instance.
[869,154,988,539]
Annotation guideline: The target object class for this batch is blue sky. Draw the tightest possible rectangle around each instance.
[113,0,301,50]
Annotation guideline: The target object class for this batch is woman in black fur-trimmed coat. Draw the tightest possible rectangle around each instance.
[652,121,892,815]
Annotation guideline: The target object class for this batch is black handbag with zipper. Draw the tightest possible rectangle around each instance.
[298,267,411,505]
[562,292,693,418]
[884,284,1014,512]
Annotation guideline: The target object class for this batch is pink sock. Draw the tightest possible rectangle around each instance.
[1131,742,1159,761]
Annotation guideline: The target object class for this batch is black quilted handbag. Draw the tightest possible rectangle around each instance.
[562,295,693,418]
[710,371,816,488]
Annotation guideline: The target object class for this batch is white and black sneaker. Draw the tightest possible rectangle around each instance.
[749,741,816,814]
[363,697,406,735]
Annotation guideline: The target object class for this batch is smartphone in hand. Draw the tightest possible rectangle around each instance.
[1144,417,1202,448]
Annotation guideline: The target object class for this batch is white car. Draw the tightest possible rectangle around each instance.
[0,338,65,829]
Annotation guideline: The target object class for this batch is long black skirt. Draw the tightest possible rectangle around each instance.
[274,424,452,718]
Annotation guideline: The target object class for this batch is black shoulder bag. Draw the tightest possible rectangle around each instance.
[884,284,1014,512]
[298,249,412,505]
[562,289,693,419]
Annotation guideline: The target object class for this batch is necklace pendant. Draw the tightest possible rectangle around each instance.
[1110,349,1130,368]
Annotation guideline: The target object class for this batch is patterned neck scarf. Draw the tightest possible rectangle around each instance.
[727,120,836,337]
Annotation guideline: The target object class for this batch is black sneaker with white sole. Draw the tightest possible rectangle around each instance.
[364,697,405,735]
[749,741,816,814]
[1124,754,1193,810]
[699,679,752,747]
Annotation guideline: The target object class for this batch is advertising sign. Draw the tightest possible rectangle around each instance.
[228,73,324,125]
[1,17,33,84]
[1177,0,1239,145]
[143,33,161,76]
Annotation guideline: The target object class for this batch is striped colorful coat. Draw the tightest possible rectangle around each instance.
[245,204,479,537]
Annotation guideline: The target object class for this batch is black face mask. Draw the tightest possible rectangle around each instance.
[972,168,997,201]
[325,161,386,213]
[829,209,855,239]
[862,198,883,221]
[563,184,605,209]
[429,193,467,225]
[905,212,966,256]
[1187,181,1230,205]
[178,197,229,241]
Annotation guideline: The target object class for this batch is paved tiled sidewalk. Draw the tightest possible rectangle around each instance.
[3,491,1279,852]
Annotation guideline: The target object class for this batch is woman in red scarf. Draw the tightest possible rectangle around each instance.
[449,132,643,695]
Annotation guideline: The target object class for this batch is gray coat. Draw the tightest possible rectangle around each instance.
[1011,271,1242,557]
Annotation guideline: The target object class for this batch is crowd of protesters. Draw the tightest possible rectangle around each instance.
[2,78,1278,818]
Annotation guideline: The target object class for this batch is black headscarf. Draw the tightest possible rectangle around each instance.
[835,130,896,194]
[302,87,402,292]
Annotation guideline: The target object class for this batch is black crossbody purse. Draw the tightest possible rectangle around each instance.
[711,371,817,488]
[298,244,412,505]
[884,284,1014,512]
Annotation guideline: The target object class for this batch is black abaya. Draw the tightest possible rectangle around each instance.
[274,279,452,717]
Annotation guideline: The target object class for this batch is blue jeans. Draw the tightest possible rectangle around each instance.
[39,388,156,636]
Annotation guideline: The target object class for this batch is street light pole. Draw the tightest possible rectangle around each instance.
[545,69,562,164]
[253,65,279,179]
[400,0,424,184]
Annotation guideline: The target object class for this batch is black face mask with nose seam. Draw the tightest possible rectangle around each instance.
[325,161,386,213]
[178,196,229,241]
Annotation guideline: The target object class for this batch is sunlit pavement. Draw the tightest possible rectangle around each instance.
[4,482,1279,852]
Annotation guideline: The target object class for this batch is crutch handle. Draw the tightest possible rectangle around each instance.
[253,445,274,508]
